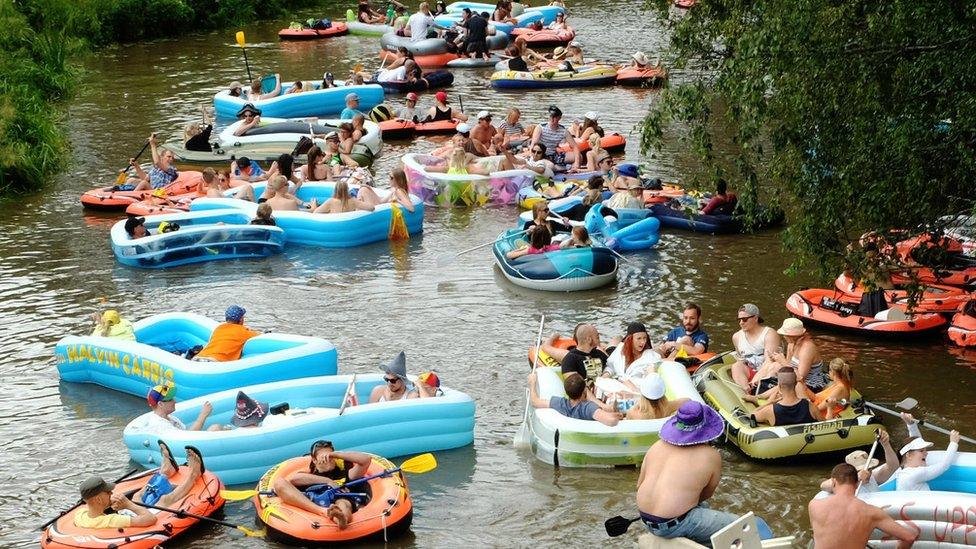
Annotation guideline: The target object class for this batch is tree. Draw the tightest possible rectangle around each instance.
[641,0,976,286]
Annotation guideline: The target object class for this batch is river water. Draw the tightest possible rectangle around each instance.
[2,1,974,547]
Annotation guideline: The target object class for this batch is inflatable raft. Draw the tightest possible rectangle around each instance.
[376,70,454,93]
[213,83,384,119]
[786,289,949,337]
[218,117,382,155]
[834,272,971,314]
[490,65,618,89]
[415,119,460,134]
[41,467,224,549]
[695,360,883,460]
[492,228,618,292]
[402,153,536,206]
[584,202,662,251]
[379,119,417,139]
[344,9,393,36]
[381,32,508,56]
[278,22,349,40]
[527,362,704,467]
[379,50,460,69]
[446,54,508,68]
[190,182,424,247]
[563,132,627,154]
[862,451,976,547]
[124,373,475,484]
[55,312,338,399]
[165,140,375,169]
[949,307,976,346]
[81,171,203,212]
[509,27,575,47]
[447,1,527,16]
[111,210,285,269]
[255,454,413,544]
[616,66,668,86]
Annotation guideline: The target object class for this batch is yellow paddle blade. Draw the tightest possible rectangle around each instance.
[238,525,266,537]
[400,453,437,474]
[220,488,259,501]
[675,347,689,359]
[115,170,128,185]
[235,31,246,47]
[353,63,363,74]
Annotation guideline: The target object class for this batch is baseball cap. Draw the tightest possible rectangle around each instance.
[80,477,115,500]
[738,303,762,322]
[626,321,648,336]
[477,110,492,120]
[406,92,419,101]
[569,41,581,48]
[228,81,243,91]
[584,111,599,121]
[124,216,146,236]
[147,383,176,407]
[617,163,639,178]
[900,437,935,455]
[325,131,340,140]
[456,122,472,134]
[225,305,246,322]
[640,374,666,400]
[346,92,360,101]
[435,91,448,102]
[418,371,441,388]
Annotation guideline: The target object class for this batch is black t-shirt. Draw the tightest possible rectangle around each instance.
[561,347,608,380]
[464,16,489,42]
[508,56,529,72]
[250,217,276,226]
[184,125,213,152]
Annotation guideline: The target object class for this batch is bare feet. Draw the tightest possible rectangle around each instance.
[327,504,348,529]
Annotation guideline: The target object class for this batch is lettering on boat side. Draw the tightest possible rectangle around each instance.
[802,420,843,434]
[883,501,976,544]
[56,344,175,385]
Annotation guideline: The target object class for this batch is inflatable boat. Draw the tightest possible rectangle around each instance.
[490,65,618,89]
[81,171,203,212]
[446,54,508,68]
[124,373,475,484]
[55,312,338,399]
[217,117,382,157]
[165,140,375,169]
[379,50,460,69]
[492,228,618,292]
[616,66,668,86]
[278,21,349,40]
[447,1,527,16]
[111,209,285,269]
[527,362,704,467]
[786,289,948,337]
[213,83,384,119]
[949,306,976,346]
[834,272,971,314]
[584,202,662,251]
[562,131,627,154]
[376,70,454,93]
[401,153,536,206]
[509,27,575,47]
[380,32,508,56]
[344,9,394,36]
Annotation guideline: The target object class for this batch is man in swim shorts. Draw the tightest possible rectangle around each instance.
[272,440,374,529]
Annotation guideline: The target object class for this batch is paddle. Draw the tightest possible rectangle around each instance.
[220,452,437,501]
[337,373,358,415]
[115,141,151,186]
[604,515,641,537]
[855,430,881,496]
[847,397,976,445]
[514,314,546,449]
[132,501,264,537]
[38,468,140,531]
[235,31,253,82]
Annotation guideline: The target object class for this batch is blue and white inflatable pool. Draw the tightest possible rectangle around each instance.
[55,312,338,399]
[214,83,384,119]
[123,373,476,484]
[517,197,661,251]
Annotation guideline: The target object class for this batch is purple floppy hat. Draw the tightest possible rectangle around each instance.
[659,401,725,446]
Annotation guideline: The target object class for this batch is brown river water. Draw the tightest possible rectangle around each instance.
[2,1,974,546]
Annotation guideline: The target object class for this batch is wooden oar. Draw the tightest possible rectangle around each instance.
[133,501,264,537]
[39,468,140,531]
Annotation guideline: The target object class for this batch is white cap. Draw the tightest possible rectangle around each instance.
[477,110,492,120]
[584,111,599,121]
[900,437,935,455]
[456,123,472,133]
[640,373,666,400]
[569,41,581,48]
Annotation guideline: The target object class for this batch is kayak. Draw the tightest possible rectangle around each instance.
[402,153,536,206]
[561,132,627,154]
[213,82,384,119]
[695,359,883,460]
[379,49,460,69]
[785,289,948,337]
[55,312,338,399]
[278,22,349,40]
[376,70,454,93]
[616,66,668,86]
[379,119,417,139]
[492,228,618,292]
[218,117,383,157]
[526,362,705,467]
[491,65,618,89]
[255,454,413,544]
[111,209,285,269]
[510,27,575,48]
[949,306,976,347]
[834,272,971,314]
[80,171,203,212]
[41,467,224,549]
[124,373,475,484]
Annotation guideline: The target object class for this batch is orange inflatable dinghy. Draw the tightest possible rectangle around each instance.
[254,454,412,545]
[379,119,417,139]
[124,179,251,216]
[415,119,460,135]
[510,27,575,47]
[643,184,685,205]
[949,301,976,347]
[42,466,225,549]
[80,172,204,212]
[278,22,349,40]
[786,288,948,337]
[380,50,459,69]
[834,272,970,314]
[560,132,626,154]
[616,66,668,87]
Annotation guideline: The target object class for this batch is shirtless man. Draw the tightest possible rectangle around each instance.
[636,401,738,545]
[809,463,916,548]
[471,111,498,154]
[265,175,303,211]
[368,351,434,403]
[272,440,373,529]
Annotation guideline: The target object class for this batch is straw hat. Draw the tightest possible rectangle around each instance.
[777,317,806,337]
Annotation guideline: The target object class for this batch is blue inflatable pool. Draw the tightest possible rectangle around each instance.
[55,312,338,399]
[111,210,285,269]
[123,373,475,484]
[190,182,424,248]
[435,6,562,34]
[213,83,384,119]
[492,228,618,291]
[518,197,660,251]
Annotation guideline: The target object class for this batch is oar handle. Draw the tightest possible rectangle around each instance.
[855,430,881,496]
[133,501,240,529]
[861,401,976,445]
[456,228,530,256]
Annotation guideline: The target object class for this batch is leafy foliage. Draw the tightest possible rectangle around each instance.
[641,0,976,282]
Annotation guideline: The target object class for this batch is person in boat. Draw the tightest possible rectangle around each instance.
[462,11,492,61]
[575,133,605,173]
[272,440,374,530]
[406,2,436,40]
[339,121,361,156]
[560,226,592,249]
[357,168,415,212]
[570,111,604,144]
[506,226,561,259]
[808,357,854,419]
[368,351,435,402]
[504,45,530,72]
[603,322,662,392]
[548,11,569,30]
[539,323,611,365]
[192,305,261,362]
[228,80,244,97]
[749,368,821,426]
[183,105,214,152]
[511,35,546,66]
[498,107,528,146]
[323,132,358,175]
[750,317,828,394]
[285,81,305,95]
[809,463,917,549]
[897,428,960,491]
[311,180,374,214]
[492,1,517,24]
[631,51,652,69]
[512,142,555,178]
[656,303,710,357]
[627,373,688,420]
[549,0,566,6]
[432,0,447,15]
[246,74,281,100]
[471,111,498,153]
[605,170,644,210]
[529,105,580,171]
[265,175,305,211]
[527,369,622,426]
[145,383,222,432]
[75,475,157,529]
[564,41,584,65]
[302,146,331,182]
[396,92,420,122]
[424,91,468,123]
[730,303,781,391]
[535,45,567,69]
[340,93,364,120]
[521,201,573,234]
[251,202,276,226]
[561,323,609,383]
[132,133,178,191]
[637,400,736,545]
[90,309,135,340]
[452,123,489,157]
[700,178,738,215]
[357,0,386,24]
[125,216,149,238]
[231,155,269,183]
[819,429,902,495]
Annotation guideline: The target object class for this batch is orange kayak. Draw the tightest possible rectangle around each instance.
[786,288,948,337]
[616,66,668,87]
[278,22,349,40]
[380,50,459,69]
[255,455,413,545]
[379,119,417,139]
[510,27,575,47]
[80,171,203,212]
[415,119,460,135]
[834,272,971,314]
[42,467,224,549]
[560,132,627,154]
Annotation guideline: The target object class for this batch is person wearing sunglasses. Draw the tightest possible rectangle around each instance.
[520,201,572,235]
[368,352,435,403]
[730,303,781,391]
[529,105,580,172]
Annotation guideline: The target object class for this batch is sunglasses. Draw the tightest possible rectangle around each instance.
[599,158,613,164]
[311,440,334,452]
[531,148,543,154]
[384,376,401,384]
[737,315,755,323]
